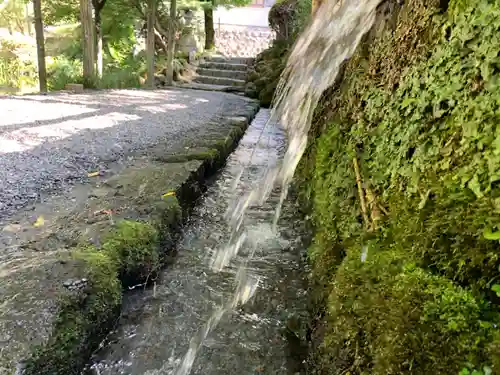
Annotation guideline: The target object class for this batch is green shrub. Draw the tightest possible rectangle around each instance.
[97,68,141,89]
[47,56,83,90]
[268,0,311,40]
[0,38,38,90]
[246,0,311,106]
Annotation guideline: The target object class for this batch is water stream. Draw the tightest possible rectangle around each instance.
[86,109,309,375]
[89,1,383,372]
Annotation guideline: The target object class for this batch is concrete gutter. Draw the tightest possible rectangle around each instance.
[0,99,260,375]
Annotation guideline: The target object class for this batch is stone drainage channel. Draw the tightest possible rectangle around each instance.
[84,109,311,375]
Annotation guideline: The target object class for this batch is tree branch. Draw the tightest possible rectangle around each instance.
[154,27,168,53]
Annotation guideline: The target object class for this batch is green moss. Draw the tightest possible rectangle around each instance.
[156,150,219,163]
[248,40,290,107]
[320,247,494,375]
[298,0,500,373]
[23,248,121,375]
[152,196,182,255]
[23,213,181,373]
[102,220,160,286]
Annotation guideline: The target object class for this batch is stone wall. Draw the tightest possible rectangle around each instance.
[215,25,275,57]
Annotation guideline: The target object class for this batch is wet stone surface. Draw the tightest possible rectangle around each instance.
[86,109,310,375]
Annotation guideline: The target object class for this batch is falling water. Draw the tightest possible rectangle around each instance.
[174,0,382,373]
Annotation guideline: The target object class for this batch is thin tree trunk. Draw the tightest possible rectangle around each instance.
[146,0,155,88]
[165,0,176,86]
[80,0,95,87]
[92,0,106,78]
[204,2,214,50]
[95,10,103,77]
[25,2,31,35]
[33,0,47,92]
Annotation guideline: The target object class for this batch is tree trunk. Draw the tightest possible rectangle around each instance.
[80,0,95,87]
[204,2,214,50]
[146,0,155,88]
[165,0,176,86]
[95,8,103,77]
[25,2,31,35]
[92,0,106,78]
[33,0,47,92]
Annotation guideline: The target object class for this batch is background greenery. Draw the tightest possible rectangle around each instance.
[245,0,311,106]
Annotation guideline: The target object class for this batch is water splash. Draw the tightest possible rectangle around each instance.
[174,0,382,373]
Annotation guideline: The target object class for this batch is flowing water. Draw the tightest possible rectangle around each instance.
[88,0,383,372]
[86,109,309,375]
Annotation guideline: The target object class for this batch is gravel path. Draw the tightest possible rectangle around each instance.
[0,88,249,221]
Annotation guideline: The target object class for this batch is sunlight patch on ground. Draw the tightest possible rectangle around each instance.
[0,99,97,127]
[0,112,140,154]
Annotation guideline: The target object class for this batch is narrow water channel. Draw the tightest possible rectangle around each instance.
[86,109,310,375]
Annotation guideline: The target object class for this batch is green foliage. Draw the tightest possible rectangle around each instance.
[248,39,290,107]
[41,0,79,25]
[269,0,311,40]
[298,0,500,373]
[246,0,310,105]
[0,37,38,90]
[0,0,30,33]
[46,56,83,90]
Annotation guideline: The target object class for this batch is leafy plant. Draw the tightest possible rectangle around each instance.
[46,56,83,90]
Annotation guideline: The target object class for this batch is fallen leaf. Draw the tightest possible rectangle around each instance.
[33,216,45,227]
[162,191,176,198]
[87,171,101,177]
[93,209,113,216]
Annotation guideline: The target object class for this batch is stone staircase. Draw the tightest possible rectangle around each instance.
[191,56,254,91]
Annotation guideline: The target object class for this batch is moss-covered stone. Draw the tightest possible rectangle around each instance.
[246,40,290,107]
[102,220,160,286]
[297,0,500,373]
[23,248,121,375]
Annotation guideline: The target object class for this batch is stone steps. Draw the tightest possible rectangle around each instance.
[197,67,247,80]
[192,55,252,91]
[199,61,248,71]
[206,56,254,65]
[193,75,246,87]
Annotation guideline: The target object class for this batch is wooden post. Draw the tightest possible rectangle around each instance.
[80,0,95,87]
[146,0,156,88]
[33,0,47,92]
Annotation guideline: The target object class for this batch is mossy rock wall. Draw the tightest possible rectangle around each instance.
[245,0,312,107]
[297,0,500,373]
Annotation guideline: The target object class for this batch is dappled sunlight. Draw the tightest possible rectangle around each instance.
[138,103,188,113]
[0,112,140,154]
[0,98,97,127]
[0,88,222,155]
